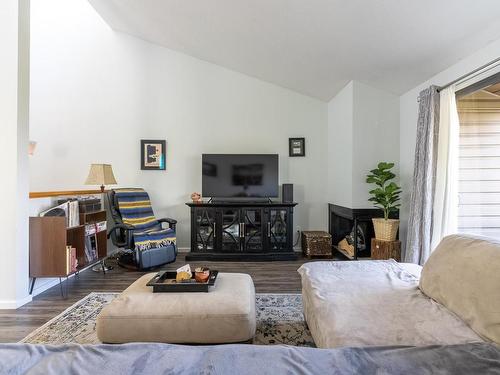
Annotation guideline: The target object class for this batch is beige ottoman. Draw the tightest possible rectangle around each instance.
[96,272,256,344]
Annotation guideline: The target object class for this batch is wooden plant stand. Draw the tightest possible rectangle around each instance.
[370,238,401,261]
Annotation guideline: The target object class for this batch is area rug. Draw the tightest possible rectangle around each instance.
[20,293,315,347]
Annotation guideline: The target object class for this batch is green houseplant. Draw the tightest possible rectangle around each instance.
[366,162,401,241]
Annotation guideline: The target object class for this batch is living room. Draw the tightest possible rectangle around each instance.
[1,0,500,373]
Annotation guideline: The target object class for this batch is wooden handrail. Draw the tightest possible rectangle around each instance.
[29,189,107,199]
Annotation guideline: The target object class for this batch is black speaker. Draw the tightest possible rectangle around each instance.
[282,184,293,203]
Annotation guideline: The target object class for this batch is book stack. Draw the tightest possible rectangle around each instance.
[66,246,78,274]
[78,197,101,213]
[84,235,98,263]
[85,221,107,236]
[67,200,80,228]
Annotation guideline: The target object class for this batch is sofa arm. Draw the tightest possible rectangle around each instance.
[158,218,177,230]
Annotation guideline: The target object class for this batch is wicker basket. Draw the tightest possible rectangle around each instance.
[301,231,332,258]
[372,218,399,241]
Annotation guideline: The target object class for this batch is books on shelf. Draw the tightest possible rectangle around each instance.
[85,221,107,236]
[84,235,98,263]
[68,200,80,228]
[65,246,78,274]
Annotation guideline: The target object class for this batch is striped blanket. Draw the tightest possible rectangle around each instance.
[114,188,176,251]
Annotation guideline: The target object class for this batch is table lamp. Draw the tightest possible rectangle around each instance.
[84,163,117,273]
[85,164,117,192]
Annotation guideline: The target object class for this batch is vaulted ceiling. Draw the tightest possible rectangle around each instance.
[88,0,500,101]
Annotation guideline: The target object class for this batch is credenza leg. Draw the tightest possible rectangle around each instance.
[58,277,67,299]
[29,277,36,295]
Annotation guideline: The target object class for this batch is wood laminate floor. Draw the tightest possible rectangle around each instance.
[0,253,339,343]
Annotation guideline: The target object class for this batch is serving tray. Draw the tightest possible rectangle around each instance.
[146,270,218,293]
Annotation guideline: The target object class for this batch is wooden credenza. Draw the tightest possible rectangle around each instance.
[29,210,107,295]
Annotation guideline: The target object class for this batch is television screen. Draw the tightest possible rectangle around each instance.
[202,154,279,198]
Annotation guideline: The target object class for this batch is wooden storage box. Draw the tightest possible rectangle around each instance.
[302,231,332,258]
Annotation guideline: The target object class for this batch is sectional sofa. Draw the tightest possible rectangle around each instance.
[298,234,500,348]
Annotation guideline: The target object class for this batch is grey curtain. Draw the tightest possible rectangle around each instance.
[404,86,440,265]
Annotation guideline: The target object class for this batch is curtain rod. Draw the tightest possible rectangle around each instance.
[436,56,500,93]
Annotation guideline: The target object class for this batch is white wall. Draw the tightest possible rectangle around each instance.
[352,81,400,208]
[327,82,353,207]
[327,81,399,209]
[0,0,31,308]
[29,0,328,251]
[399,37,500,254]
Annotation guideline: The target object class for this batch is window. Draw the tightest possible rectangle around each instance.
[457,79,500,240]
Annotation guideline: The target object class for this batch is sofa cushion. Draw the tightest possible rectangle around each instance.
[420,234,500,344]
[298,260,481,348]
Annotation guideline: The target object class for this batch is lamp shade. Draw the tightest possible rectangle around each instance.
[85,164,117,187]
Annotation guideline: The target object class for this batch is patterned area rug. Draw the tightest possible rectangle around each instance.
[20,293,315,347]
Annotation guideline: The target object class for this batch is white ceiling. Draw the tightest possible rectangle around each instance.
[88,0,500,101]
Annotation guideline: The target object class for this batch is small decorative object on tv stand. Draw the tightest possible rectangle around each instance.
[186,201,298,261]
[190,192,202,203]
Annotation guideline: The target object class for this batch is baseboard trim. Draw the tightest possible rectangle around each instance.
[186,252,298,262]
[178,247,302,254]
[0,294,32,309]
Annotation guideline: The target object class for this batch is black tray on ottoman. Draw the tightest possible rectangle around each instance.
[146,270,218,293]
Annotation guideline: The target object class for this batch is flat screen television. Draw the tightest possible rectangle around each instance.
[202,154,279,199]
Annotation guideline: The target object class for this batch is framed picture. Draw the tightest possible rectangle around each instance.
[141,139,166,170]
[289,137,305,157]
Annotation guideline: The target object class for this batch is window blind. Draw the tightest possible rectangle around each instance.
[457,90,500,240]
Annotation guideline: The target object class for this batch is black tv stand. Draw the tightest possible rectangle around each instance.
[186,201,298,261]
[205,197,275,204]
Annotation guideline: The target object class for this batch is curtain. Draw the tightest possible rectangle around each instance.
[430,85,459,249]
[404,86,440,265]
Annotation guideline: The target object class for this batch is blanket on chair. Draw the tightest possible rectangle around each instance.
[114,188,176,251]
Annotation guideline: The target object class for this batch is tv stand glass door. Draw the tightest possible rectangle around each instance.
[268,209,289,251]
[194,207,216,251]
[242,208,265,252]
[220,208,240,252]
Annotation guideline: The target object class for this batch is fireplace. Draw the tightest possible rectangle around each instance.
[328,204,398,260]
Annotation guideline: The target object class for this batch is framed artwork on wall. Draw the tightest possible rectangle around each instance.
[141,139,166,170]
[289,137,305,157]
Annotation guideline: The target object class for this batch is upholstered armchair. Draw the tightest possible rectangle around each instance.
[107,189,177,269]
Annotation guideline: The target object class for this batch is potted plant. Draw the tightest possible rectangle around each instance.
[366,162,401,241]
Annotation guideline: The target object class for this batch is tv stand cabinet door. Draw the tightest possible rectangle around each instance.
[192,207,217,252]
[266,208,291,252]
[241,208,265,253]
[219,208,241,252]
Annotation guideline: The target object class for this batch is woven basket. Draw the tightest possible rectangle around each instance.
[301,231,332,257]
[372,218,399,241]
